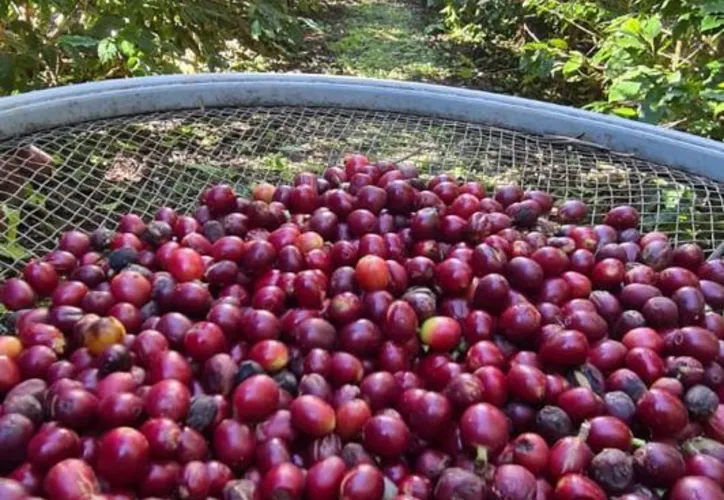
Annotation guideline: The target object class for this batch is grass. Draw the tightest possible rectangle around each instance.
[328,0,453,81]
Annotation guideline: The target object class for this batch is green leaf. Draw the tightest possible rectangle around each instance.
[702,89,724,102]
[251,20,262,40]
[0,244,28,261]
[98,38,119,64]
[620,17,642,36]
[641,16,662,44]
[612,106,639,118]
[118,40,136,57]
[300,17,322,32]
[614,35,647,51]
[98,201,121,212]
[562,52,584,77]
[701,15,724,31]
[548,38,568,50]
[702,1,724,14]
[58,35,99,48]
[1,204,21,244]
[666,70,682,85]
[714,103,724,116]
[23,186,46,207]
[609,80,642,102]
[127,56,141,72]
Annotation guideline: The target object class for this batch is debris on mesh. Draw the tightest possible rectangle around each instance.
[104,155,145,183]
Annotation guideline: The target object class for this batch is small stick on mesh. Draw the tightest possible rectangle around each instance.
[708,241,724,261]
[541,134,635,157]
[392,146,426,164]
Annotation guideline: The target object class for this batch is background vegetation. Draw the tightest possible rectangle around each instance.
[0,0,322,95]
[429,0,723,139]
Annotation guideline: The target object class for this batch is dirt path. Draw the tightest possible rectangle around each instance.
[287,0,464,84]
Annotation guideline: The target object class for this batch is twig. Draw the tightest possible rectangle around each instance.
[393,146,426,164]
[540,134,636,157]
[709,241,724,261]
[672,40,682,70]
[523,23,539,42]
[534,4,600,41]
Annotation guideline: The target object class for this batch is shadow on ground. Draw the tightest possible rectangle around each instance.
[281,0,529,98]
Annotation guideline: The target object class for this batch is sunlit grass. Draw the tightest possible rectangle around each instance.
[329,0,453,81]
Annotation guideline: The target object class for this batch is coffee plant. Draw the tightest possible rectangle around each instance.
[431,0,723,139]
[0,0,322,95]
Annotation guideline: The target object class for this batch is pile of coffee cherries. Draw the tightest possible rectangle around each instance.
[1,154,724,500]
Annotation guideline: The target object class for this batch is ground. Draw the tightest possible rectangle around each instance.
[244,0,470,84]
[260,0,531,98]
[323,0,453,81]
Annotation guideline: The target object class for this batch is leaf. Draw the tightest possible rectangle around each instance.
[58,35,99,48]
[0,243,28,261]
[548,38,568,50]
[251,20,262,40]
[127,56,141,72]
[714,103,724,117]
[98,38,119,63]
[99,201,121,212]
[23,186,46,207]
[614,35,647,51]
[1,204,21,244]
[641,16,662,44]
[609,80,642,102]
[562,52,584,77]
[666,70,682,85]
[702,1,724,14]
[300,17,322,32]
[702,89,724,102]
[620,17,642,36]
[701,15,724,31]
[612,106,639,118]
[118,40,136,57]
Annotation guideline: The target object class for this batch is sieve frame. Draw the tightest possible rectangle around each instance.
[1,73,723,181]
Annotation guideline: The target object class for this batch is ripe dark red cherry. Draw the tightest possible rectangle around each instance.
[460,402,509,458]
[499,303,541,343]
[167,248,204,282]
[340,464,385,500]
[5,170,724,499]
[637,388,689,436]
[558,200,588,223]
[44,459,101,500]
[362,415,410,458]
[290,395,336,437]
[96,427,150,487]
[234,375,280,422]
[23,261,59,297]
[1,278,36,311]
[435,258,473,295]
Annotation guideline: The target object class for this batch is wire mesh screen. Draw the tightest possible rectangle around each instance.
[1,106,723,281]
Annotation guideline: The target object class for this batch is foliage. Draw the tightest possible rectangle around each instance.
[431,0,524,44]
[0,0,323,95]
[431,0,724,139]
